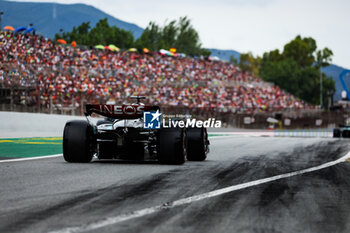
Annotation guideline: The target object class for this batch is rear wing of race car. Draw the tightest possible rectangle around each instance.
[85,104,160,119]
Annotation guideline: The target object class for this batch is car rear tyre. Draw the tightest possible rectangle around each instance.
[63,120,94,163]
[333,128,341,138]
[186,127,208,161]
[158,128,186,165]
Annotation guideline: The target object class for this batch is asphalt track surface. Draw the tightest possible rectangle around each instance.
[2,136,350,233]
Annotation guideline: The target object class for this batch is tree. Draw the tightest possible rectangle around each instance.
[258,35,335,106]
[135,22,162,51]
[57,17,209,56]
[283,36,316,68]
[135,17,208,56]
[316,47,333,68]
[200,48,211,57]
[174,17,201,55]
[89,18,111,45]
[55,18,134,49]
[262,49,282,63]
[160,20,177,49]
[229,55,238,65]
[238,52,260,76]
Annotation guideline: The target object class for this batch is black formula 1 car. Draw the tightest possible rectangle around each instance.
[63,96,209,164]
[333,125,350,138]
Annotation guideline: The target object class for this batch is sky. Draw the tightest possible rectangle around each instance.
[10,0,350,68]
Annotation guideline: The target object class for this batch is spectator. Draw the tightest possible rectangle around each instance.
[0,31,312,114]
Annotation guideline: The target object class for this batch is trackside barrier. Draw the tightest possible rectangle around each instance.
[274,129,333,138]
[0,102,349,130]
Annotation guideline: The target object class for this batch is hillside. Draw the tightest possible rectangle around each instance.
[322,64,350,101]
[0,0,143,38]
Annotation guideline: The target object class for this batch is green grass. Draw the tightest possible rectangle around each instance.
[0,137,62,158]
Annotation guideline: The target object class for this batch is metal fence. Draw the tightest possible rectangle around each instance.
[1,99,348,130]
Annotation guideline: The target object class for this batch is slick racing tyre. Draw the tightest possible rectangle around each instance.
[158,128,186,165]
[342,130,350,138]
[186,127,208,161]
[333,128,341,138]
[63,120,94,163]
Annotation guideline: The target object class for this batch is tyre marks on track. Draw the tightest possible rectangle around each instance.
[0,170,178,233]
[49,147,350,233]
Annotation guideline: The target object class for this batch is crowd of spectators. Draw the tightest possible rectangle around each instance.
[0,31,313,114]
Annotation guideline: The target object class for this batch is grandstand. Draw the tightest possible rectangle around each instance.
[0,31,314,126]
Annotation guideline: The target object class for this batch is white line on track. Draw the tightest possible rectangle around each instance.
[49,151,350,233]
[0,154,62,163]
